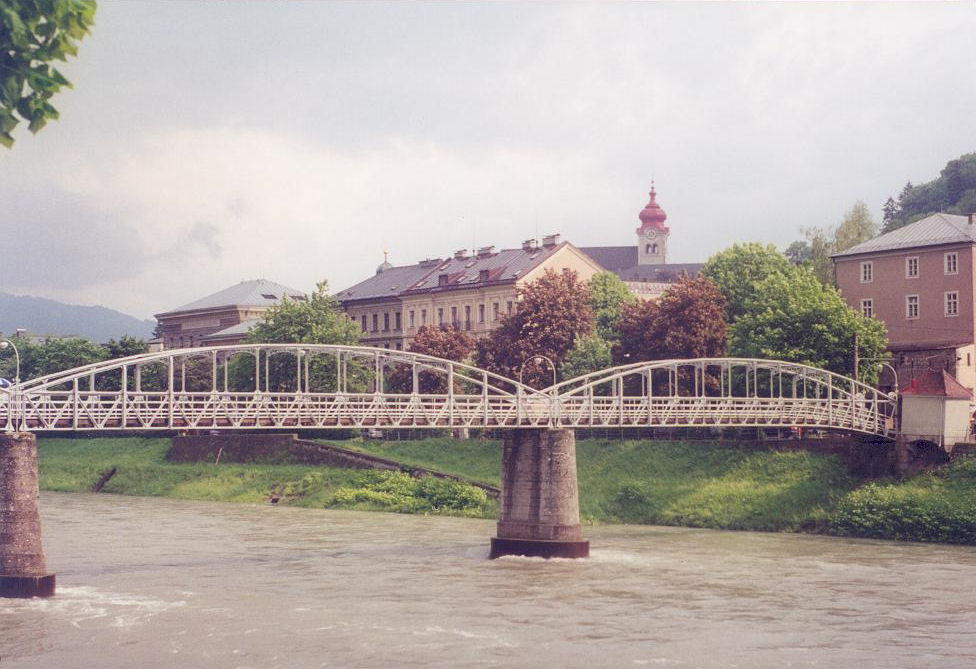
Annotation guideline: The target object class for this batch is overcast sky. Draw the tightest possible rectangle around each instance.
[3,1,976,319]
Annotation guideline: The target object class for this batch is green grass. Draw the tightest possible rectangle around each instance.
[36,437,495,516]
[830,456,976,544]
[36,436,976,544]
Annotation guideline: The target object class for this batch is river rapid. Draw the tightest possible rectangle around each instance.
[2,492,975,668]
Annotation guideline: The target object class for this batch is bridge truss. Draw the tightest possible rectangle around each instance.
[0,345,896,437]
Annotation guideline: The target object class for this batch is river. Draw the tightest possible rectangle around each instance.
[2,492,975,668]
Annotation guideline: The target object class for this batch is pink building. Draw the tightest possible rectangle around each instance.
[833,213,976,391]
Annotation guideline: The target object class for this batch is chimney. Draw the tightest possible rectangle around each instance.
[477,245,495,257]
[969,213,976,225]
[521,238,537,251]
[454,249,468,260]
[541,233,560,248]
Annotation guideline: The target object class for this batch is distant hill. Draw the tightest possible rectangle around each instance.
[0,292,155,343]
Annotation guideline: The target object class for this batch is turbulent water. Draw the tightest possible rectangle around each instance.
[2,492,975,668]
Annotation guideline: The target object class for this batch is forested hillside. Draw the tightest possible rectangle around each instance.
[882,152,976,233]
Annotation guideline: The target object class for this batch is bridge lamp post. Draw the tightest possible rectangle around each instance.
[858,357,899,395]
[0,339,21,384]
[519,355,557,389]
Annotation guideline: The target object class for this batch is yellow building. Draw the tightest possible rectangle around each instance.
[336,235,602,349]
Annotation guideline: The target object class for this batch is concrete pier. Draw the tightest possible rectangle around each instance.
[490,428,589,559]
[0,432,55,597]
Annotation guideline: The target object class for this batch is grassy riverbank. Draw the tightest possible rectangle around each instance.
[36,436,976,544]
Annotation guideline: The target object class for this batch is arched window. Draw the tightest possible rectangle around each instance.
[651,243,658,254]
[645,244,652,254]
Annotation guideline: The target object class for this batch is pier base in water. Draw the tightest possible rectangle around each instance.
[490,428,589,559]
[0,432,55,598]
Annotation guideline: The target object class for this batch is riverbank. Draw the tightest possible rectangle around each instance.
[35,436,976,544]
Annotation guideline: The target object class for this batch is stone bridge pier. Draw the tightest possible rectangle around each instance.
[0,432,55,597]
[490,428,589,559]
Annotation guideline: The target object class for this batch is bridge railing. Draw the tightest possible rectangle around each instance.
[0,349,896,437]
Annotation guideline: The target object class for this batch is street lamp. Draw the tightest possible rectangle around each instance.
[858,356,898,394]
[0,338,21,384]
[519,354,557,389]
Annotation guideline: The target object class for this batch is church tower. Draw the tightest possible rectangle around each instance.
[636,182,669,265]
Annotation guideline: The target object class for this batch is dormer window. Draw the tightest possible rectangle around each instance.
[438,274,449,286]
[479,269,490,282]
[261,293,277,300]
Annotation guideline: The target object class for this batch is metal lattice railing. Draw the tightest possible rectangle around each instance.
[0,347,896,436]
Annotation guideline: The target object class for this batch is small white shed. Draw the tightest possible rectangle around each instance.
[899,370,973,449]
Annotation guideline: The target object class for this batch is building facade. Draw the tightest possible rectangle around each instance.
[337,237,603,350]
[154,279,305,349]
[833,212,976,391]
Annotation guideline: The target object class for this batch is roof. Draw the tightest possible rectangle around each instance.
[900,369,973,399]
[201,318,260,341]
[580,246,637,272]
[336,241,587,303]
[157,279,305,317]
[833,213,974,258]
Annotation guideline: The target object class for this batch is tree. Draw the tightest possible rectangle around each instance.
[475,268,593,388]
[833,201,877,254]
[882,196,898,227]
[387,325,475,394]
[701,243,794,322]
[560,332,613,380]
[1,0,97,147]
[784,240,811,265]
[234,281,361,392]
[613,275,727,364]
[587,272,636,342]
[728,267,887,383]
[791,201,878,287]
[31,336,105,378]
[104,335,149,359]
[246,281,360,345]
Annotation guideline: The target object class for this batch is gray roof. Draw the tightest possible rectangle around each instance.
[579,245,637,272]
[336,242,580,302]
[833,213,974,258]
[201,318,260,341]
[580,245,702,282]
[158,279,305,316]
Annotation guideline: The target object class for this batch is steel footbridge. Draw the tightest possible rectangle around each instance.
[0,344,896,437]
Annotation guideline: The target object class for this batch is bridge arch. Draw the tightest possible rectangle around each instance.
[0,348,895,436]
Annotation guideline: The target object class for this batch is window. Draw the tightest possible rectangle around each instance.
[493,303,499,320]
[945,291,959,317]
[421,309,427,326]
[408,311,415,329]
[906,294,919,319]
[464,305,472,330]
[372,314,378,332]
[906,257,919,278]
[860,298,873,318]
[506,301,513,314]
[437,308,444,326]
[478,304,485,323]
[860,261,873,283]
[395,312,401,330]
[451,306,458,326]
[945,252,959,275]
[383,313,390,331]
[361,315,367,332]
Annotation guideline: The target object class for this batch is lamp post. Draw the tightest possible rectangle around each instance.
[0,339,20,385]
[519,354,557,390]
[858,356,899,394]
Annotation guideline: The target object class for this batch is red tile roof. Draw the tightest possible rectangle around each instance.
[900,370,972,399]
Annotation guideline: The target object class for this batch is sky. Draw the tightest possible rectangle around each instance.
[2,0,976,319]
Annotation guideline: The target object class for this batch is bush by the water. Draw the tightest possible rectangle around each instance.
[831,457,976,544]
[327,470,489,516]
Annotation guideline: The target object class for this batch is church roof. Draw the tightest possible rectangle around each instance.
[157,279,305,317]
[833,213,974,258]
